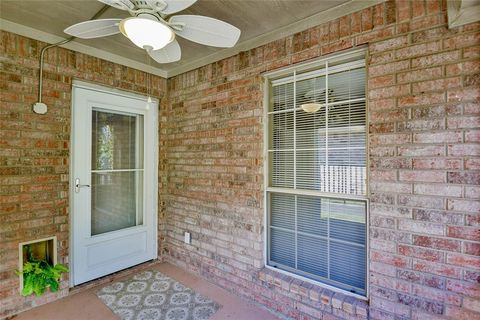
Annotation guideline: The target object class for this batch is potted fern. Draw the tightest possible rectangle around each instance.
[16,245,68,296]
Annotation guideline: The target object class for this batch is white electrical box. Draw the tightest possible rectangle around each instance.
[184,232,191,244]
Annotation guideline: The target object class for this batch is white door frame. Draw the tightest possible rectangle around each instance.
[69,80,158,286]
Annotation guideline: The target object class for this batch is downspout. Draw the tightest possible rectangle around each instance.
[33,5,111,114]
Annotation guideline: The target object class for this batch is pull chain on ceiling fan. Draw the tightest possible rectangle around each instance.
[63,0,241,64]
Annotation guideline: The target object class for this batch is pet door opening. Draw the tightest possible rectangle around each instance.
[18,236,57,293]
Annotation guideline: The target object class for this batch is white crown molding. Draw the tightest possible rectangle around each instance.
[447,0,480,28]
[165,0,385,77]
[0,18,168,78]
[1,0,384,79]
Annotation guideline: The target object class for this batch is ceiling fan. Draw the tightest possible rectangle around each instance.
[64,0,241,64]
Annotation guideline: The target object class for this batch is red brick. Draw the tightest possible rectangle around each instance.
[371,250,410,268]
[370,35,409,53]
[398,145,445,157]
[401,118,447,131]
[369,60,410,77]
[320,39,353,55]
[338,15,351,38]
[446,60,480,76]
[370,170,397,181]
[369,97,396,111]
[464,242,480,256]
[399,170,445,183]
[414,183,462,197]
[370,132,411,145]
[411,26,451,43]
[464,270,480,283]
[447,144,480,156]
[443,33,480,49]
[398,219,444,235]
[397,66,443,83]
[465,186,480,199]
[329,19,340,42]
[466,159,480,170]
[361,7,373,32]
[445,306,480,319]
[413,235,461,252]
[448,116,480,129]
[413,158,463,170]
[357,27,394,46]
[447,86,480,102]
[416,206,460,228]
[409,14,446,31]
[447,252,480,268]
[397,0,411,22]
[368,75,395,89]
[412,285,460,305]
[396,41,442,60]
[372,181,412,194]
[463,297,480,313]
[447,172,480,185]
[447,226,480,241]
[398,92,445,107]
[448,199,480,212]
[413,260,462,278]
[371,204,412,218]
[351,11,362,34]
[413,131,462,144]
[447,279,480,298]
[425,0,442,15]
[411,51,461,68]
[464,46,480,59]
[412,77,462,94]
[411,0,425,18]
[398,244,444,262]
[398,194,444,209]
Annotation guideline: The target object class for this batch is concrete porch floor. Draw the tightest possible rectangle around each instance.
[13,262,281,320]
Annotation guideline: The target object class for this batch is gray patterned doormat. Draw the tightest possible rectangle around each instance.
[96,270,221,320]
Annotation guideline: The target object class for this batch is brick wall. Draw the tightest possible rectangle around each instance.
[164,1,479,319]
[1,1,478,319]
[0,31,167,318]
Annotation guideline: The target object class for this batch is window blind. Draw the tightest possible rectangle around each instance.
[267,55,367,296]
[268,193,366,293]
[269,65,366,195]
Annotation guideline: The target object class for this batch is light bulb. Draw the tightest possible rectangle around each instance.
[120,17,174,51]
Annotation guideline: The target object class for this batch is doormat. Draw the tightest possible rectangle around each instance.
[96,270,221,320]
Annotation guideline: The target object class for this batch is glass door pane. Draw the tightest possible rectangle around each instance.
[91,110,144,236]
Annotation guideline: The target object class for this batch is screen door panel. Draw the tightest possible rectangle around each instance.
[91,110,144,236]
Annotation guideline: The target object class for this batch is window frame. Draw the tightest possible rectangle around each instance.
[262,48,369,300]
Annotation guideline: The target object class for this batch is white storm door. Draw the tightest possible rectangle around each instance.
[71,83,157,286]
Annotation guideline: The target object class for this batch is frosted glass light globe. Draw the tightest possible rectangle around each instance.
[120,17,174,51]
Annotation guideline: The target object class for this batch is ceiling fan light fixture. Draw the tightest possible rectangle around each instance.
[301,103,322,113]
[119,17,174,51]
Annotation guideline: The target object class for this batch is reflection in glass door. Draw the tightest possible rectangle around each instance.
[91,110,144,235]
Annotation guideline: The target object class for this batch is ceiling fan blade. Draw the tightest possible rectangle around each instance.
[64,19,122,39]
[169,15,240,48]
[158,0,198,14]
[148,39,181,63]
[98,0,134,10]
